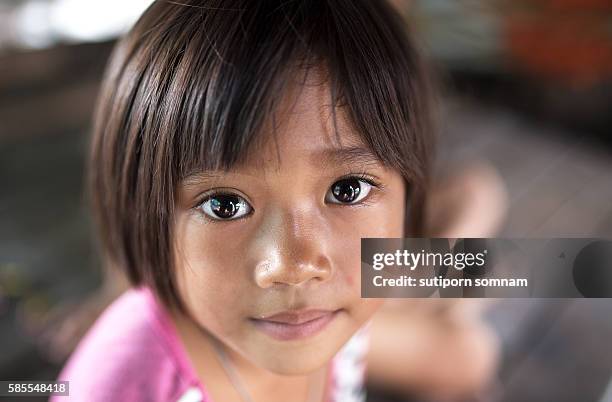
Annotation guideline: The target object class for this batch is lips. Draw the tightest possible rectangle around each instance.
[250,308,341,341]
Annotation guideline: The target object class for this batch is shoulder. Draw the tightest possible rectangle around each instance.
[52,287,201,402]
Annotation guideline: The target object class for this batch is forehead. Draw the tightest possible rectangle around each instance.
[240,69,376,172]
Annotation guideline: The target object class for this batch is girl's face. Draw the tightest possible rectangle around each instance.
[173,76,406,375]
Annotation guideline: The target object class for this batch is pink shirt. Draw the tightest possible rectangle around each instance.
[51,287,369,402]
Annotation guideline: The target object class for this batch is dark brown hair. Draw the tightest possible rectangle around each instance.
[89,0,436,308]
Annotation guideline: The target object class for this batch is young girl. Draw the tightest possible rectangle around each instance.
[52,1,500,401]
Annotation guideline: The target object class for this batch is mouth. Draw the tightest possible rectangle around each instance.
[249,308,342,341]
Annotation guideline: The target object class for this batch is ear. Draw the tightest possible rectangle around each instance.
[425,162,508,238]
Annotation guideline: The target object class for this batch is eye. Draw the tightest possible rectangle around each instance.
[198,194,252,220]
[325,178,373,205]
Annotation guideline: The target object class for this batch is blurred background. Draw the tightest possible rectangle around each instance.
[0,0,611,401]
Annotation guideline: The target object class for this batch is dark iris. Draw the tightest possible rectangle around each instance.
[210,195,242,219]
[332,179,361,203]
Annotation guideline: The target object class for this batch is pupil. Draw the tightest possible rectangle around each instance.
[210,195,241,218]
[332,179,361,203]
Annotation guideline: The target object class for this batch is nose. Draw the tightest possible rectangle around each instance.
[254,208,333,289]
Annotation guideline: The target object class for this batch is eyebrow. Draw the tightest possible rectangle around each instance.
[315,146,383,170]
[180,146,383,187]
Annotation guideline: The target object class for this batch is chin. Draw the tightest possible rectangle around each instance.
[255,346,336,375]
[247,326,356,375]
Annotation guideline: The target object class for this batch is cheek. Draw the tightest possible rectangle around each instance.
[354,298,385,321]
[334,192,406,255]
[173,214,249,333]
[327,190,406,295]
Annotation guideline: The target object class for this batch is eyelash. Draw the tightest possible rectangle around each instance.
[192,188,253,219]
[338,172,383,191]
[192,172,383,222]
[332,172,384,208]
